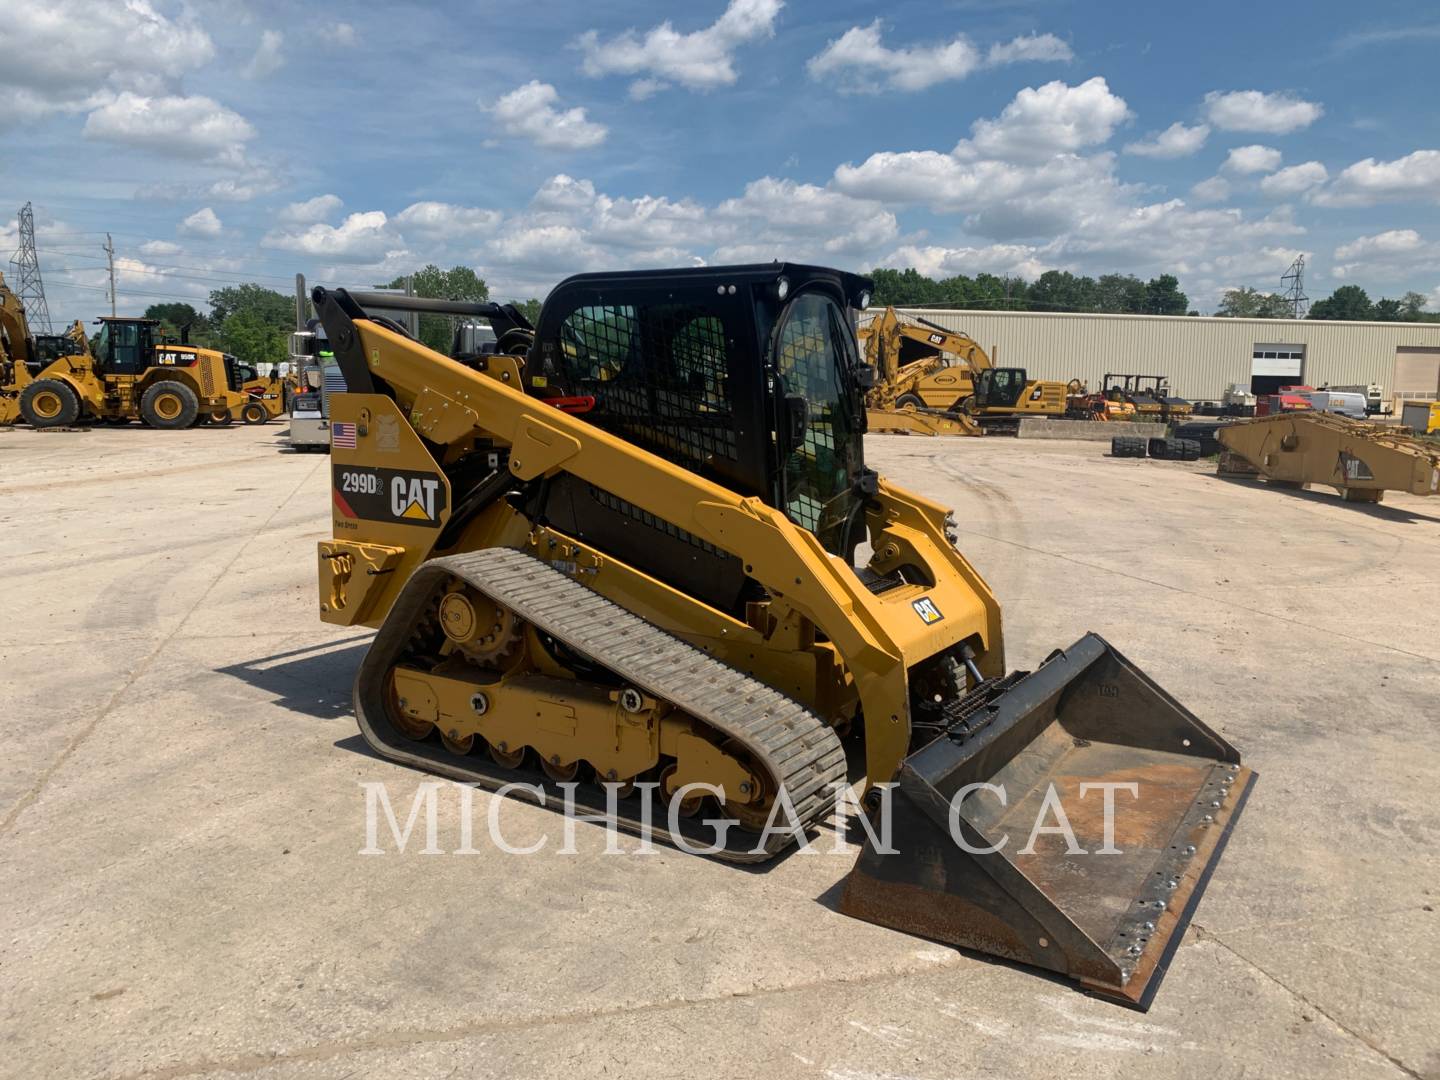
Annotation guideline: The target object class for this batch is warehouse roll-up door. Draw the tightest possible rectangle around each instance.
[1394,347,1440,403]
[1251,343,1305,396]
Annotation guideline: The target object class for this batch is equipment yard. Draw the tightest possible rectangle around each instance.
[4,423,1436,1080]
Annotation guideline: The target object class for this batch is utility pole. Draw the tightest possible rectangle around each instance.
[104,233,116,316]
[10,202,53,333]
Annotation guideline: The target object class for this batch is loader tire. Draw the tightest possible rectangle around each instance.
[141,381,200,429]
[241,401,269,425]
[206,408,233,425]
[19,380,81,428]
[895,393,925,410]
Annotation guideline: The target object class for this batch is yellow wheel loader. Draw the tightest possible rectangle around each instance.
[2,313,250,429]
[233,361,291,424]
[859,307,983,436]
[314,264,1252,1007]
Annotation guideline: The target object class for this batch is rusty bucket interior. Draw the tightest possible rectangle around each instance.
[840,633,1255,1009]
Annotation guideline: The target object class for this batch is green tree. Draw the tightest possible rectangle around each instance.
[1372,297,1403,321]
[1215,286,1291,318]
[204,284,294,364]
[513,298,543,325]
[1143,274,1188,315]
[218,310,288,366]
[380,265,489,352]
[143,302,213,344]
[1308,285,1374,321]
[1399,291,1430,321]
[1027,270,1097,312]
[1094,273,1146,313]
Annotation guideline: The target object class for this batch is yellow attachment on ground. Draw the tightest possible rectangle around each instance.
[1217,410,1440,502]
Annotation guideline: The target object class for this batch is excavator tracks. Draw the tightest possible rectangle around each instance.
[354,547,848,862]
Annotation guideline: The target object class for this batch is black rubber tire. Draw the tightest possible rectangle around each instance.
[140,380,200,429]
[19,379,81,427]
[207,408,234,425]
[102,416,132,426]
[241,401,269,425]
[895,393,925,410]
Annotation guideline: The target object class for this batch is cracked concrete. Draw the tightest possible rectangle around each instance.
[1,425,1436,1079]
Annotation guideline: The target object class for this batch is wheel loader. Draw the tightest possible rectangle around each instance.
[859,307,982,436]
[0,311,252,428]
[313,263,1252,1007]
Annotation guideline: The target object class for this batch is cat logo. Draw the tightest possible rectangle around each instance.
[392,476,441,521]
[928,333,945,344]
[912,597,944,625]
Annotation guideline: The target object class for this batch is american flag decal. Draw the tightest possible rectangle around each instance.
[331,422,357,449]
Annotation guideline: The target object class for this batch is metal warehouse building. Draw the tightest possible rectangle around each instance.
[896,308,1440,408]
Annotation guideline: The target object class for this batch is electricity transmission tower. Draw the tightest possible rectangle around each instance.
[1280,255,1309,319]
[9,202,53,333]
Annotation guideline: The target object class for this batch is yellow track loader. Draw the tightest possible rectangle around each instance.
[1218,411,1440,503]
[859,307,982,436]
[314,264,1252,1007]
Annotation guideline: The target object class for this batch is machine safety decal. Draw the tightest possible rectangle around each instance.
[912,597,944,625]
[332,465,447,529]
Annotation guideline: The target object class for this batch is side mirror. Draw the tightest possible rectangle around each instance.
[783,393,809,452]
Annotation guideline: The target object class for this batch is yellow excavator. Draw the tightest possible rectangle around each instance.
[859,307,982,436]
[313,265,1252,1008]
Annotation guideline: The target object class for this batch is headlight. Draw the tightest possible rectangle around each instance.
[776,276,789,301]
[857,289,872,309]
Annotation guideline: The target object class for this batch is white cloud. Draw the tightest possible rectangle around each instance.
[0,1,214,120]
[138,239,182,257]
[1190,176,1231,202]
[986,33,1073,65]
[963,77,1131,162]
[280,194,344,224]
[1222,145,1282,174]
[179,207,222,238]
[243,30,285,79]
[1334,229,1422,262]
[879,242,1057,281]
[332,22,358,48]
[1313,149,1440,207]
[83,92,256,160]
[806,24,1070,93]
[488,81,607,150]
[576,0,781,96]
[1124,122,1209,159]
[1259,161,1328,197]
[261,211,401,261]
[394,202,503,236]
[1204,90,1323,134]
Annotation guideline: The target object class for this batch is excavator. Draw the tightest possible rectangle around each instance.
[960,367,1082,432]
[313,264,1253,1008]
[859,307,982,436]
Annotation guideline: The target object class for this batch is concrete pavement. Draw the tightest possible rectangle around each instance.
[1,423,1435,1079]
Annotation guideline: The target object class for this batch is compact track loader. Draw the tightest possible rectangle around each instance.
[314,264,1252,1007]
[1218,411,1440,502]
[860,307,982,436]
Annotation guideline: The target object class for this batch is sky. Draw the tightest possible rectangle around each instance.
[3,0,1439,326]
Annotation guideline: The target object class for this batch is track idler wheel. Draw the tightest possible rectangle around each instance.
[488,741,526,769]
[658,762,705,818]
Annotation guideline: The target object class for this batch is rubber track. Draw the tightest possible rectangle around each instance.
[354,548,848,861]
